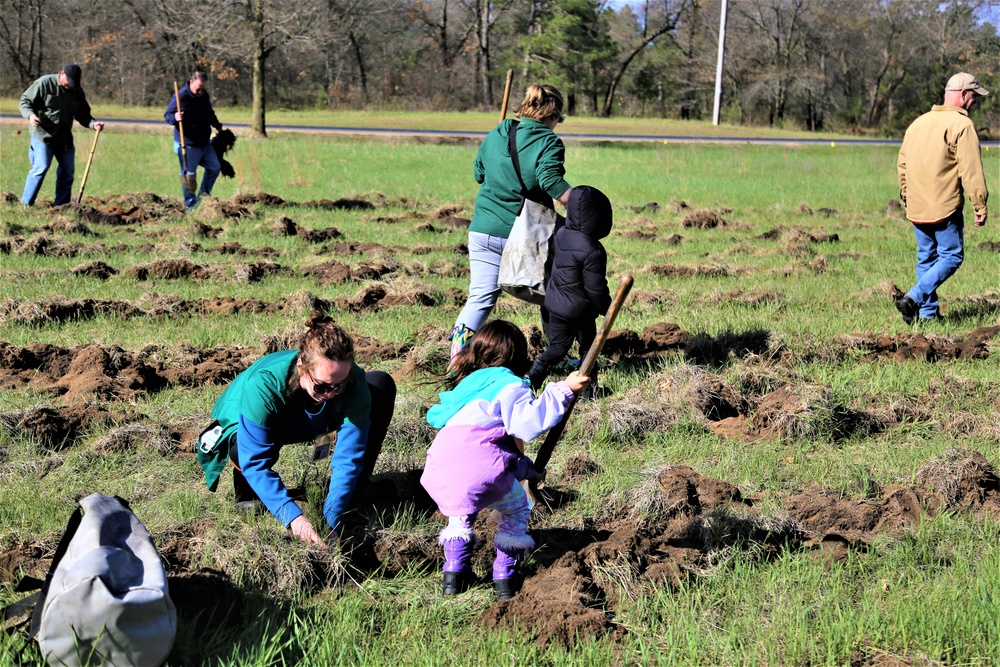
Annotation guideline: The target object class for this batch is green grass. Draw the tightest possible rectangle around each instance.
[1,99,859,139]
[1,125,999,665]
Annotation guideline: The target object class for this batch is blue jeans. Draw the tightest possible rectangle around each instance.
[174,141,221,209]
[908,211,964,319]
[454,231,508,333]
[22,133,75,206]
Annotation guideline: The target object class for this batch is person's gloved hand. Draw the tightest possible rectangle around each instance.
[514,456,543,482]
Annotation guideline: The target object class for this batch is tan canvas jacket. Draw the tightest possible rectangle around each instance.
[897,105,988,223]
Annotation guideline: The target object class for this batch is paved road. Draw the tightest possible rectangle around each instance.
[1,113,920,146]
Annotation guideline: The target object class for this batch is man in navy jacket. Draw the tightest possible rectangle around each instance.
[164,71,224,211]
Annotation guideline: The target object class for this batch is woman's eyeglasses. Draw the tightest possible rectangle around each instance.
[306,370,353,398]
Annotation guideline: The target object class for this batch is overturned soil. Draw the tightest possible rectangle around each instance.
[472,450,1000,646]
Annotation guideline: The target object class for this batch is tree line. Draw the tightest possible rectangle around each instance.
[1,0,996,137]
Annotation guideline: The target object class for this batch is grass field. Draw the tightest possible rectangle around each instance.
[0,117,999,666]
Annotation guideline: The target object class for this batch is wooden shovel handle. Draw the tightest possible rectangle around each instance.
[174,81,188,170]
[75,126,102,204]
[499,69,513,122]
[532,274,634,474]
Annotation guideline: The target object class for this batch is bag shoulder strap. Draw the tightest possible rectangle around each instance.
[507,121,529,197]
[27,505,84,639]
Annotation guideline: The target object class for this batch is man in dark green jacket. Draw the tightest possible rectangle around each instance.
[19,64,105,206]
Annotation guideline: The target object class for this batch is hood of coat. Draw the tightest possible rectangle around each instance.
[426,366,524,429]
[565,185,613,240]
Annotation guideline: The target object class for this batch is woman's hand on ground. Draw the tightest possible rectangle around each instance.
[289,515,325,546]
[565,371,591,395]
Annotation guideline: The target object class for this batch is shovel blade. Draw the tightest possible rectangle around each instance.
[180,172,198,193]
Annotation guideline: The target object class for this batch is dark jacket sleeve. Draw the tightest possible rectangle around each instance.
[583,244,611,315]
[164,93,178,125]
[72,91,95,129]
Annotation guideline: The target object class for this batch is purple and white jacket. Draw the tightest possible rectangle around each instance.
[420,367,575,516]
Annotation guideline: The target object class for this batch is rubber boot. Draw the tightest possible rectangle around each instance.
[449,324,474,360]
[441,537,474,595]
[493,540,530,601]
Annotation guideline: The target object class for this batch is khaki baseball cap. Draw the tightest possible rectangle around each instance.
[946,72,988,96]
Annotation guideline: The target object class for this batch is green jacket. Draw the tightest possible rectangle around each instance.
[471,118,571,238]
[19,74,97,146]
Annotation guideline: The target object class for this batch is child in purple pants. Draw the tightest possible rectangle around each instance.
[420,320,589,600]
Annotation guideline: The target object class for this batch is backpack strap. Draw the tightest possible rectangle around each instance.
[27,505,84,639]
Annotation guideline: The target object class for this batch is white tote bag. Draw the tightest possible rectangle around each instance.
[498,198,558,305]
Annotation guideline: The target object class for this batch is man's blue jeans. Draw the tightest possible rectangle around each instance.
[22,133,75,206]
[174,141,221,210]
[908,211,964,319]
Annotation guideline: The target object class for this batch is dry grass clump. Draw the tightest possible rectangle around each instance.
[749,383,836,439]
[383,402,438,455]
[576,387,674,443]
[698,511,802,559]
[915,448,999,508]
[12,234,80,257]
[193,197,253,220]
[654,365,747,422]
[93,423,175,455]
[728,356,800,404]
[400,326,450,376]
[199,515,351,596]
[681,209,726,229]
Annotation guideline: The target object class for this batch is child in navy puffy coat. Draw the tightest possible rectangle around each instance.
[527,185,612,393]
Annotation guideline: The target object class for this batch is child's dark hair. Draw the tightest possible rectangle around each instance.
[447,320,529,385]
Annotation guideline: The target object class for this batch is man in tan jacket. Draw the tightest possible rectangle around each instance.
[895,72,989,323]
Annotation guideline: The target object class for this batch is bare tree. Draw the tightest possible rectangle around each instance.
[0,0,47,87]
[600,0,690,117]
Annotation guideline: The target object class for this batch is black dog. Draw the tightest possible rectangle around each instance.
[211,128,238,178]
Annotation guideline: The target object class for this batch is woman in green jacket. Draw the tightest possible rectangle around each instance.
[449,84,573,358]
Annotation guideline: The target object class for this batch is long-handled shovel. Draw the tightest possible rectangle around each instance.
[173,81,198,193]
[525,274,634,506]
[499,69,514,122]
[75,126,102,204]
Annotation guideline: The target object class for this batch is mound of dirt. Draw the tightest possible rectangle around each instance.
[191,221,224,238]
[649,263,731,278]
[302,198,375,211]
[126,259,218,281]
[235,192,286,207]
[1,297,143,327]
[208,242,279,257]
[0,540,51,584]
[302,260,399,285]
[2,234,81,257]
[0,341,254,399]
[915,448,1000,512]
[318,241,388,256]
[59,204,125,226]
[681,209,726,229]
[834,329,999,362]
[71,260,118,279]
[270,216,342,243]
[1,403,122,450]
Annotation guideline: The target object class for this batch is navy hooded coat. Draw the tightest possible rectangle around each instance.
[543,186,613,321]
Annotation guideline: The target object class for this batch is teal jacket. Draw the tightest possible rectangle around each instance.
[471,118,571,238]
[19,74,97,146]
